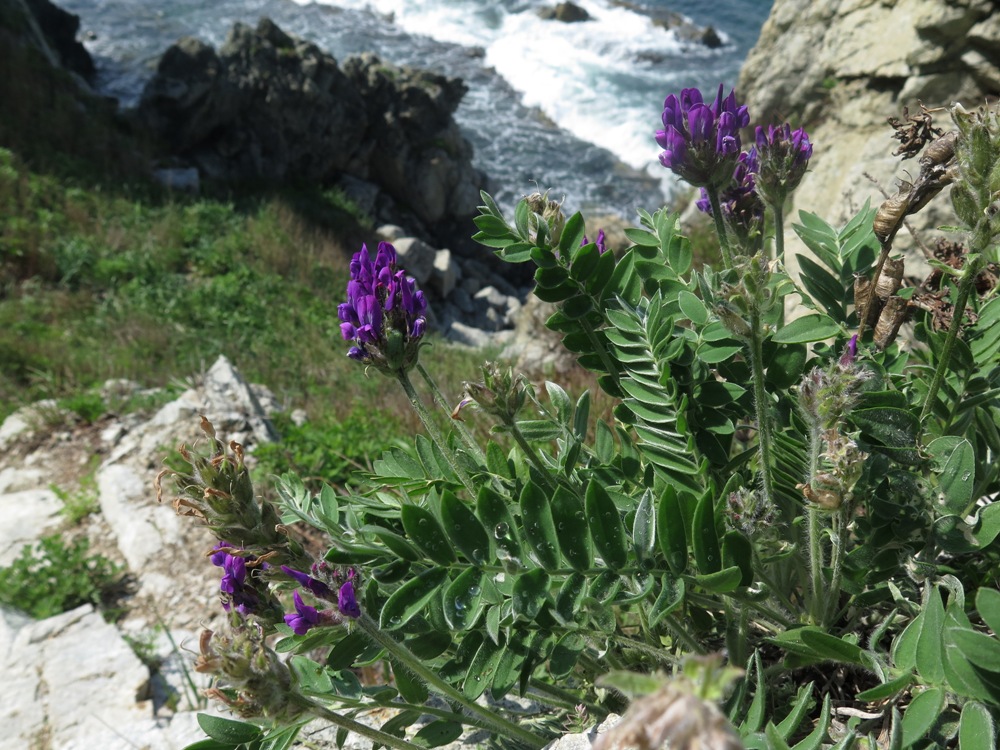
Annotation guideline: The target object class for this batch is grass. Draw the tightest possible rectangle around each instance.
[0,15,498,496]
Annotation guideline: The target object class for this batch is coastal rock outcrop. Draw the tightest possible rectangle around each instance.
[138,18,485,239]
[739,0,1000,277]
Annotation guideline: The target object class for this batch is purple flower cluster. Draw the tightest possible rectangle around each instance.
[339,242,427,371]
[696,150,765,245]
[656,85,750,189]
[753,123,813,206]
[211,543,264,616]
[281,565,361,636]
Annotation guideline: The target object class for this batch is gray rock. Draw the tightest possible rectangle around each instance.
[152,167,200,193]
[474,285,508,310]
[448,321,494,348]
[393,237,437,285]
[376,224,407,243]
[451,286,475,314]
[430,248,458,297]
[0,488,63,566]
[459,276,481,296]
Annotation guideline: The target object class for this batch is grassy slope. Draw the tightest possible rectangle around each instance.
[0,19,491,489]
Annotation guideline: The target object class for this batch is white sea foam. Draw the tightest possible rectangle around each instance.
[296,0,730,175]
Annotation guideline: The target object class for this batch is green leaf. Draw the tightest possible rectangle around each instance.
[916,585,946,684]
[413,720,464,748]
[927,436,975,516]
[764,721,793,750]
[977,588,1000,635]
[851,407,921,464]
[791,693,832,750]
[633,489,657,565]
[550,485,593,571]
[694,565,744,593]
[554,573,587,625]
[657,485,688,574]
[948,627,1000,672]
[197,714,263,744]
[799,629,866,665]
[477,486,522,563]
[392,662,429,705]
[624,227,659,247]
[520,482,561,570]
[585,481,629,570]
[439,490,490,566]
[595,420,615,464]
[401,505,456,565]
[691,488,721,574]
[290,655,334,694]
[772,313,842,344]
[722,531,754,587]
[443,568,486,631]
[678,290,710,326]
[894,614,922,672]
[648,573,685,627]
[463,637,505,700]
[959,701,995,750]
[326,630,369,669]
[855,672,914,702]
[380,568,449,630]
[742,652,766,733]
[560,211,586,255]
[901,686,944,748]
[512,568,551,621]
[550,633,587,678]
[546,381,572,424]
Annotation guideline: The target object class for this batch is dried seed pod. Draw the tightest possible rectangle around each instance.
[875,256,905,301]
[874,295,909,349]
[920,130,958,167]
[873,188,911,245]
[854,274,881,327]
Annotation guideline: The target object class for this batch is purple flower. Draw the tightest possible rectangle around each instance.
[281,565,333,599]
[840,334,859,367]
[581,229,609,255]
[338,580,361,619]
[210,543,261,615]
[753,123,813,206]
[284,591,322,635]
[696,150,765,247]
[656,84,750,189]
[339,242,428,372]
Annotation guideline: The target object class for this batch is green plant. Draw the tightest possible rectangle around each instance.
[0,534,123,620]
[161,95,1000,750]
[52,460,101,525]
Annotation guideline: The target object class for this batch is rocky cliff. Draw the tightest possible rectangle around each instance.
[137,18,485,244]
[739,0,1000,275]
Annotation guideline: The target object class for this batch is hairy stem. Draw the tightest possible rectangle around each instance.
[416,362,487,465]
[919,254,985,422]
[707,187,734,269]
[304,700,423,750]
[805,421,826,625]
[356,613,548,748]
[748,309,777,514]
[397,369,476,495]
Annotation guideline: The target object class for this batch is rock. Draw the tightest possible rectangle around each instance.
[24,0,95,82]
[738,0,999,295]
[474,285,508,310]
[0,604,211,750]
[393,237,438,285]
[538,2,591,23]
[138,19,485,240]
[543,715,620,750]
[376,224,407,243]
[430,248,458,297]
[152,166,200,193]
[0,488,63,566]
[448,321,495,348]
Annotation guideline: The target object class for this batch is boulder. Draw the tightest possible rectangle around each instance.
[738,0,999,287]
[24,0,95,81]
[137,19,485,237]
[538,2,591,23]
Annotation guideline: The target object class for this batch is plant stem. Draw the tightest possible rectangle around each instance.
[507,422,557,492]
[707,187,734,269]
[805,421,826,625]
[304,699,423,750]
[355,613,548,748]
[397,369,476,495]
[416,362,487,465]
[772,202,785,266]
[919,254,985,422]
[747,309,777,515]
[824,506,848,626]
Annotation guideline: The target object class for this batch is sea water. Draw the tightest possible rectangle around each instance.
[61,0,772,215]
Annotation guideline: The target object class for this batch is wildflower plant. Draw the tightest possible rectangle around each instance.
[166,91,1000,750]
